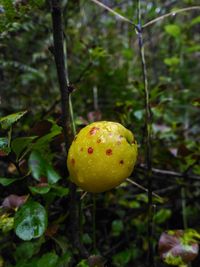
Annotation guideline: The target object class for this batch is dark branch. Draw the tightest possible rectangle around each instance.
[50,0,88,260]
[50,0,70,149]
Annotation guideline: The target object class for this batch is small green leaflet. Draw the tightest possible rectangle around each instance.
[0,110,27,129]
[0,177,19,186]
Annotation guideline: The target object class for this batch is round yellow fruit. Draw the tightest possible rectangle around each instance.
[67,121,138,193]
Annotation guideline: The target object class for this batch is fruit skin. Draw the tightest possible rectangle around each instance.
[67,121,138,193]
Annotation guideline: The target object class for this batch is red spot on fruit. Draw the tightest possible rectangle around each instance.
[71,158,75,165]
[97,139,101,143]
[88,147,94,154]
[89,127,100,135]
[120,160,124,165]
[106,149,112,156]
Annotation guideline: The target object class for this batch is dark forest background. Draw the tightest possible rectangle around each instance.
[0,0,200,266]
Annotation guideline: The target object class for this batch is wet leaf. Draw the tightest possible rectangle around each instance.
[14,200,48,240]
[28,150,61,184]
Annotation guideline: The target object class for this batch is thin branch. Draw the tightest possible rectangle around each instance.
[136,0,154,266]
[143,6,200,28]
[89,0,135,26]
[80,191,88,200]
[138,164,200,181]
[126,178,162,200]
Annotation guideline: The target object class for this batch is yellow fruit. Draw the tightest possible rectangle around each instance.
[67,121,138,193]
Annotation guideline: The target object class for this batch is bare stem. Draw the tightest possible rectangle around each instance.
[126,178,162,200]
[90,0,135,26]
[143,6,200,28]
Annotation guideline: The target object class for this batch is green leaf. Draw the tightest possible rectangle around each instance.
[186,45,200,53]
[0,214,14,233]
[51,185,69,197]
[32,127,62,150]
[28,151,61,184]
[190,15,200,26]
[0,111,27,129]
[165,24,181,37]
[154,209,172,224]
[2,0,16,20]
[29,185,51,195]
[0,137,10,155]
[12,136,37,159]
[37,252,59,267]
[28,151,45,181]
[82,233,92,244]
[14,239,44,261]
[164,57,180,66]
[76,260,89,267]
[14,201,48,241]
[113,249,132,266]
[112,220,124,237]
[46,167,61,184]
[0,177,19,186]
